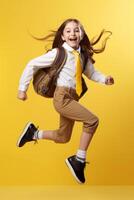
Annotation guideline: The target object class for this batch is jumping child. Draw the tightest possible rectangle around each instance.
[17,18,114,184]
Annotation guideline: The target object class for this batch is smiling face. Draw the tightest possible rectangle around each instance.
[61,21,83,50]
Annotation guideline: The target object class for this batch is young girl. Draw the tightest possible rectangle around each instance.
[17,18,114,184]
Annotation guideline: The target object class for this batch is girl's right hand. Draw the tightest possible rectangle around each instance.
[17,90,27,101]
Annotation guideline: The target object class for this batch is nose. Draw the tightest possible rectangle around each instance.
[70,30,75,36]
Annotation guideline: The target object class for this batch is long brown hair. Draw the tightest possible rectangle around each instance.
[30,18,112,63]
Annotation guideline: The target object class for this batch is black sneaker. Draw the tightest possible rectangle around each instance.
[65,155,87,184]
[17,122,38,147]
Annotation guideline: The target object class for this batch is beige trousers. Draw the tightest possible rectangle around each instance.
[53,86,99,143]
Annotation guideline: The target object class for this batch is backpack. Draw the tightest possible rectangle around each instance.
[33,47,67,98]
[33,46,88,98]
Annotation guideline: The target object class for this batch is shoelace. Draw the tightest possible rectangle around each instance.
[34,140,38,145]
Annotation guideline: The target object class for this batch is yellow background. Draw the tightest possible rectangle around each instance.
[0,0,133,186]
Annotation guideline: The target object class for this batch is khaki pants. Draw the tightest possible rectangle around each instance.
[53,86,99,143]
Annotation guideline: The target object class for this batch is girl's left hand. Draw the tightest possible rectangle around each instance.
[105,76,114,85]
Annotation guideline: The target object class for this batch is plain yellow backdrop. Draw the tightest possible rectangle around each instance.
[0,0,133,185]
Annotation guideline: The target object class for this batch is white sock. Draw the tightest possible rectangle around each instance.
[33,130,44,140]
[76,149,86,163]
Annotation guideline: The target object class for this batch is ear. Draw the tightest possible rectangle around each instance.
[61,35,65,41]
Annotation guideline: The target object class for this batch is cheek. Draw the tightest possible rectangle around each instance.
[61,34,69,41]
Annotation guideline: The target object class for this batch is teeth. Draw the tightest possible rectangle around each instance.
[70,39,77,41]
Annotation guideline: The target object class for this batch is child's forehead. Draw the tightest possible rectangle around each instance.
[64,21,80,29]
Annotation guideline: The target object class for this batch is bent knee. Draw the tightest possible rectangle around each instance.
[91,116,99,130]
[91,116,99,134]
[94,116,99,126]
[61,137,71,143]
[84,115,99,135]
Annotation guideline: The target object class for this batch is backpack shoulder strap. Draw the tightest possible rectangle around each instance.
[50,47,67,76]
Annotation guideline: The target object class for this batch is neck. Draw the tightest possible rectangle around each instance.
[72,46,80,50]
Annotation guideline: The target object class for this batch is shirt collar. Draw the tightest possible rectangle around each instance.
[62,42,81,53]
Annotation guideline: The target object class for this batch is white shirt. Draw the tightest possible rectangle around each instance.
[18,42,106,91]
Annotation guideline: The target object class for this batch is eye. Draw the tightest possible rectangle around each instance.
[75,29,80,32]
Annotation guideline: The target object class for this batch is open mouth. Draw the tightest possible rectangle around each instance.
[69,38,77,41]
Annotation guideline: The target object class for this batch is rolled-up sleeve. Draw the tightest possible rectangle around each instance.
[18,48,57,91]
[83,59,106,84]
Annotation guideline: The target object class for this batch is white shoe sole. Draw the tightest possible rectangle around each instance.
[16,122,32,147]
[65,158,83,184]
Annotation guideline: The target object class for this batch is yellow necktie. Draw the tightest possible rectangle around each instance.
[73,50,82,96]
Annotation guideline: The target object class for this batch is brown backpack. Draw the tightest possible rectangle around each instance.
[33,47,67,98]
[33,47,88,98]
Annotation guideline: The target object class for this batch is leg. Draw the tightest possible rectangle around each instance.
[54,97,99,183]
[79,131,94,151]
[53,86,99,146]
[17,114,75,147]
[54,97,99,137]
[42,115,75,143]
